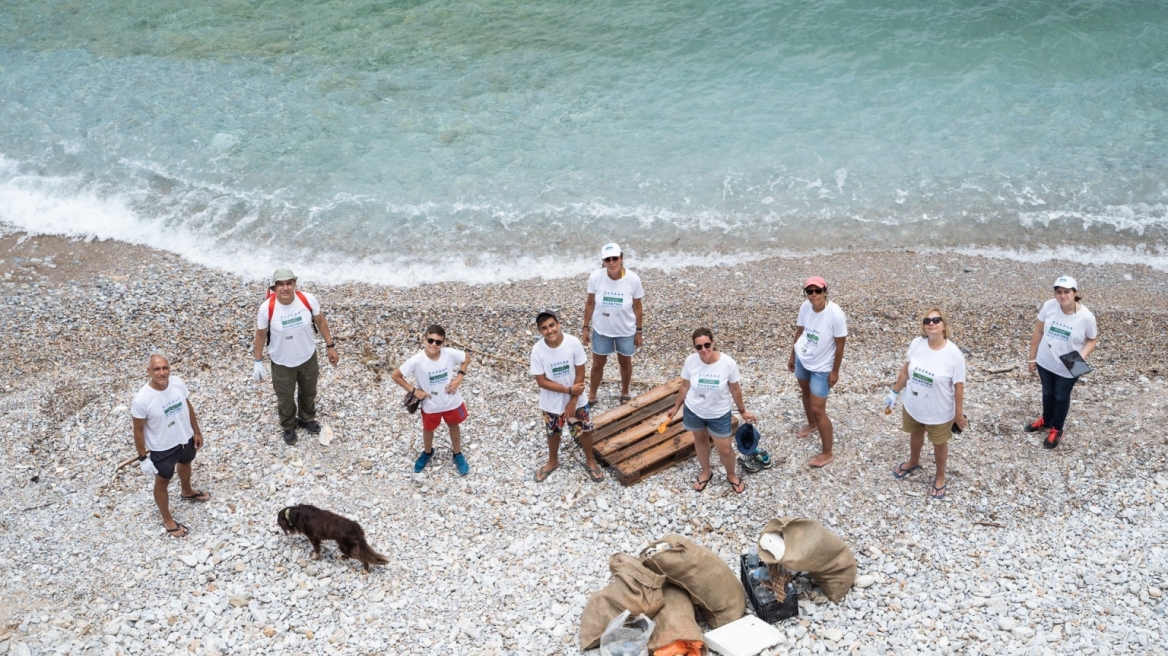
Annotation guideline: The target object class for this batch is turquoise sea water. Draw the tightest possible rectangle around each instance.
[2,0,1167,284]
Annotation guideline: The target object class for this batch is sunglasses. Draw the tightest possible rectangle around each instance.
[804,287,824,295]
[922,317,943,325]
[693,341,714,350]
[426,338,444,345]
[603,256,620,263]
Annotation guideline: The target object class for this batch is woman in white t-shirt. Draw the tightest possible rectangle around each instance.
[885,308,967,500]
[666,328,758,494]
[786,276,847,468]
[1024,275,1099,449]
[390,325,472,476]
[581,242,645,408]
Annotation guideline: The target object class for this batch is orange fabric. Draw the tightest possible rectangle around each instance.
[653,640,704,656]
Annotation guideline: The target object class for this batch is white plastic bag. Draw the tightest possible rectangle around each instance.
[600,609,655,656]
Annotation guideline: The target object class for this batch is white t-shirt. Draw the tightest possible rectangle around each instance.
[794,300,848,372]
[398,348,467,414]
[1036,299,1098,379]
[681,352,741,419]
[587,268,645,337]
[529,335,588,414]
[131,377,194,452]
[901,337,967,426]
[257,292,321,367]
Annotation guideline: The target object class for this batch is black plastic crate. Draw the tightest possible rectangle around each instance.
[739,554,799,623]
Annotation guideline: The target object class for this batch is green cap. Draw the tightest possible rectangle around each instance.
[272,268,296,283]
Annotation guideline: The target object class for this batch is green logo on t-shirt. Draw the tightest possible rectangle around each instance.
[602,294,623,306]
[281,315,303,328]
[429,371,448,384]
[806,333,819,343]
[163,401,183,416]
[1048,325,1071,340]
[911,371,934,388]
[696,377,720,389]
[552,364,570,376]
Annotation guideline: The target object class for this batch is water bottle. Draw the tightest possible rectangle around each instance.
[754,583,776,604]
[745,546,759,569]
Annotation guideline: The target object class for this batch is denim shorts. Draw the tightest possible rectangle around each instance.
[682,405,733,439]
[591,329,636,357]
[794,357,831,398]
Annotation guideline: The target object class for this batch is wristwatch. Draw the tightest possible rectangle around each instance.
[137,454,148,462]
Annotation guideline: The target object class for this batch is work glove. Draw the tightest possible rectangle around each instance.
[140,457,158,477]
[253,361,265,382]
[883,389,899,411]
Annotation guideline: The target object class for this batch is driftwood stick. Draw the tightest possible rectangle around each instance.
[108,455,139,488]
[973,520,1005,528]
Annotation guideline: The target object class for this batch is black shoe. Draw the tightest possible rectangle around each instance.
[282,429,298,445]
[1023,417,1046,433]
[1042,428,1062,450]
[298,420,321,434]
[738,455,763,473]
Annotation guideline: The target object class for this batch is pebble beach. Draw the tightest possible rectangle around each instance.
[1,232,1166,656]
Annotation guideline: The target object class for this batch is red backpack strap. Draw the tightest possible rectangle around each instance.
[267,294,277,324]
[295,291,314,315]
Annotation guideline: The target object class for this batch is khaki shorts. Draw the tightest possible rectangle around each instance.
[902,408,952,445]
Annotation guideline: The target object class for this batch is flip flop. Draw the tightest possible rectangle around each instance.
[893,463,922,479]
[165,522,189,538]
[534,464,559,483]
[619,395,632,404]
[693,473,713,492]
[930,477,948,500]
[727,475,746,494]
[181,490,211,502]
[585,465,605,482]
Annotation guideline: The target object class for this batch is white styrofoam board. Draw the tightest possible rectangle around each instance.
[703,615,784,656]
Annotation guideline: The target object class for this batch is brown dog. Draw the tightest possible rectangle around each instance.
[276,504,389,572]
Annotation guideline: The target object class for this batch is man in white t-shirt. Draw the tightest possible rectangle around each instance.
[131,352,209,538]
[252,268,339,445]
[786,276,848,468]
[391,324,472,476]
[530,310,604,483]
[581,243,645,407]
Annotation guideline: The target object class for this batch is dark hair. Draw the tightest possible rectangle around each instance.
[536,311,559,327]
[1074,290,1082,302]
[691,327,714,343]
[425,324,446,339]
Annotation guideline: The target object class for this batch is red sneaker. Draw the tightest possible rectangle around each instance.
[1043,427,1062,449]
[1023,417,1046,433]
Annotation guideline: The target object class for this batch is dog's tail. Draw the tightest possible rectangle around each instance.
[354,540,390,567]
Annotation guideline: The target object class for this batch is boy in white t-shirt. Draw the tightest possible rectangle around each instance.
[786,276,848,468]
[131,352,210,538]
[530,311,604,483]
[390,325,472,476]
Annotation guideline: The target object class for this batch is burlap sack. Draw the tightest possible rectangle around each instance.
[757,518,856,602]
[580,553,667,650]
[648,584,708,656]
[640,534,745,628]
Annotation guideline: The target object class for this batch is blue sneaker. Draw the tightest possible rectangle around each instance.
[453,453,470,476]
[413,450,433,473]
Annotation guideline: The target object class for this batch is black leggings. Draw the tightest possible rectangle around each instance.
[1037,364,1078,430]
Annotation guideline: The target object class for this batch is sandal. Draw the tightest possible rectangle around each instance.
[585,465,605,482]
[693,473,713,492]
[727,475,746,494]
[181,490,211,502]
[930,477,948,500]
[534,463,559,483]
[893,463,921,479]
[619,395,632,404]
[165,522,189,538]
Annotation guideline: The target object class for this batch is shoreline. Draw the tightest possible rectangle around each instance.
[2,232,1166,655]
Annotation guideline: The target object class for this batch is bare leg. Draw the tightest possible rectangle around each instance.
[153,475,182,534]
[807,394,834,467]
[932,441,948,489]
[796,379,817,438]
[617,353,633,399]
[588,354,608,405]
[448,423,462,453]
[578,430,598,469]
[712,436,741,487]
[906,429,925,469]
[692,429,714,489]
[422,429,435,453]
[175,461,197,497]
[544,432,561,472]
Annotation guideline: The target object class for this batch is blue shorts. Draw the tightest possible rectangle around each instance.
[591,329,635,357]
[794,358,831,398]
[682,405,733,439]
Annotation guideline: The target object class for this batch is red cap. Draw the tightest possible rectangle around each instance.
[803,276,828,289]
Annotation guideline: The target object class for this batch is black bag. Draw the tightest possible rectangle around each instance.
[403,388,421,414]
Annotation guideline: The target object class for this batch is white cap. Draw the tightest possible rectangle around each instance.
[600,243,622,259]
[1053,275,1078,290]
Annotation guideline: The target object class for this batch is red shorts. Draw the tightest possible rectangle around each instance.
[421,403,468,431]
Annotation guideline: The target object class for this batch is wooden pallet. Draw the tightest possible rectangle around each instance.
[589,378,736,486]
